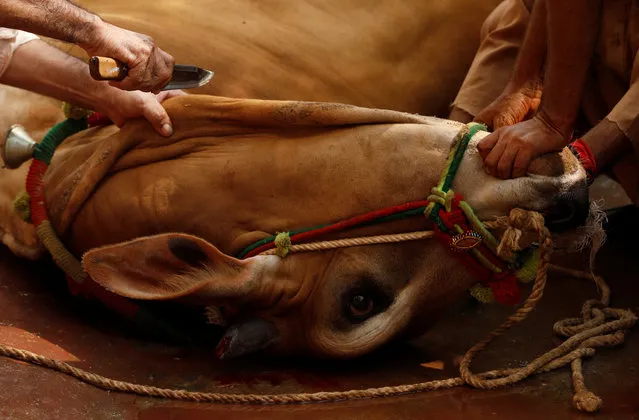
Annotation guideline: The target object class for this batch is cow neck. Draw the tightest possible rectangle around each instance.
[24,116,536,312]
[235,122,535,306]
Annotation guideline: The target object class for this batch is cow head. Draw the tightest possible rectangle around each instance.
[80,115,588,360]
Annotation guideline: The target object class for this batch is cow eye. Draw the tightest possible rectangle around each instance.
[343,281,392,323]
[348,294,374,319]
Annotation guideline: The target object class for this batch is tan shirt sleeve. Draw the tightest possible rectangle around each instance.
[0,28,39,78]
[451,0,531,117]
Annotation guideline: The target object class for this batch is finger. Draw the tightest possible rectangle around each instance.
[494,112,519,129]
[157,90,187,102]
[512,149,533,178]
[108,68,153,92]
[149,49,173,93]
[477,132,499,160]
[483,134,509,176]
[143,99,173,137]
[474,108,497,129]
[496,141,520,179]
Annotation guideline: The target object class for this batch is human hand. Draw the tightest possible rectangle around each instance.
[477,112,570,179]
[97,89,187,137]
[474,83,542,130]
[81,21,174,93]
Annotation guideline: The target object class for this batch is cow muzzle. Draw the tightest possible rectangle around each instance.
[543,180,590,233]
[215,317,279,360]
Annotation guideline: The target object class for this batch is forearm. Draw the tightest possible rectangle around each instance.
[508,0,547,91]
[582,119,632,170]
[540,0,602,137]
[0,0,101,46]
[0,39,120,113]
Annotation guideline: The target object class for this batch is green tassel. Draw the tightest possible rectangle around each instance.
[62,102,91,120]
[469,284,495,304]
[13,190,31,222]
[516,248,539,284]
[274,232,292,258]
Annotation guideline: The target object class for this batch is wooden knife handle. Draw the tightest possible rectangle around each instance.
[89,56,128,81]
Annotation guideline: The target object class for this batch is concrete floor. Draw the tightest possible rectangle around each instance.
[1,180,638,420]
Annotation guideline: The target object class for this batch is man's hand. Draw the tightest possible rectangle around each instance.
[1,39,183,137]
[0,0,175,93]
[477,112,569,179]
[475,84,542,130]
[81,21,174,93]
[99,90,187,136]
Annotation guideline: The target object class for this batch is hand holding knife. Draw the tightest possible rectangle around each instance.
[89,56,214,91]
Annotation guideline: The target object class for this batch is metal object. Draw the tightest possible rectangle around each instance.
[89,56,214,90]
[164,64,214,90]
[1,125,37,169]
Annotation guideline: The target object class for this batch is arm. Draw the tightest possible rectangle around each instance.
[474,0,547,129]
[507,0,547,92]
[0,0,100,45]
[478,0,602,179]
[580,80,639,173]
[538,0,602,139]
[0,39,183,136]
[0,0,174,92]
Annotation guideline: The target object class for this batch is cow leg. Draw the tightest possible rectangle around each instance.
[449,0,532,122]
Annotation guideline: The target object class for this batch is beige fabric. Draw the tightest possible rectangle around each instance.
[0,28,38,78]
[591,0,639,142]
[451,0,531,117]
[454,0,639,202]
[454,0,639,136]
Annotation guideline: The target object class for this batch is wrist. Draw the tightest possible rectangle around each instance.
[77,16,107,52]
[505,77,543,97]
[535,107,574,141]
[85,83,120,114]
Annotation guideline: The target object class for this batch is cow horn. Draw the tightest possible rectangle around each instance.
[215,317,279,360]
[1,125,37,169]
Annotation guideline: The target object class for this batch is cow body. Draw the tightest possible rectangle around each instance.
[74,0,501,115]
[0,95,587,358]
[0,1,591,359]
[0,0,503,140]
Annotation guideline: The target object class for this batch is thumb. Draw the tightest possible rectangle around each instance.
[142,98,173,137]
[474,107,498,130]
[477,131,499,160]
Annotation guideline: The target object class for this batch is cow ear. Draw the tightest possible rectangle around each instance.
[81,233,275,302]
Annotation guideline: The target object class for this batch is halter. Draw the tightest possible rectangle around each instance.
[16,110,536,334]
[236,122,536,305]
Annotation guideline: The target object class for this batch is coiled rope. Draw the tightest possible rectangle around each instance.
[0,208,635,412]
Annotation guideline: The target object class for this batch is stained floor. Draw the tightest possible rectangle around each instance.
[1,187,638,419]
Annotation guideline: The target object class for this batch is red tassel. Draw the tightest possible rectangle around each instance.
[87,112,113,127]
[488,273,521,306]
[569,139,597,183]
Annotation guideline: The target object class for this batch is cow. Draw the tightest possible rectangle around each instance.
[0,0,504,139]
[0,94,589,359]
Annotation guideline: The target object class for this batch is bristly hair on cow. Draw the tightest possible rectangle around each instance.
[569,199,607,273]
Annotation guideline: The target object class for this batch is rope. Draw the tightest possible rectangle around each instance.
[0,209,634,411]
[261,231,435,256]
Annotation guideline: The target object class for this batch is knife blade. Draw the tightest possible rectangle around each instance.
[88,56,214,90]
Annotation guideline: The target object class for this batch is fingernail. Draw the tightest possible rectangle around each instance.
[161,124,173,136]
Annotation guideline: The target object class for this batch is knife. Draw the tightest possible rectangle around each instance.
[89,56,214,90]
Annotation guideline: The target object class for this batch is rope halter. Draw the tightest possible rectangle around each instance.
[237,122,537,305]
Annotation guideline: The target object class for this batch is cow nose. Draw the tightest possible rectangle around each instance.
[544,180,590,232]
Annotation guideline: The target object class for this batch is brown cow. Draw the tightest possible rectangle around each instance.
[0,95,588,358]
